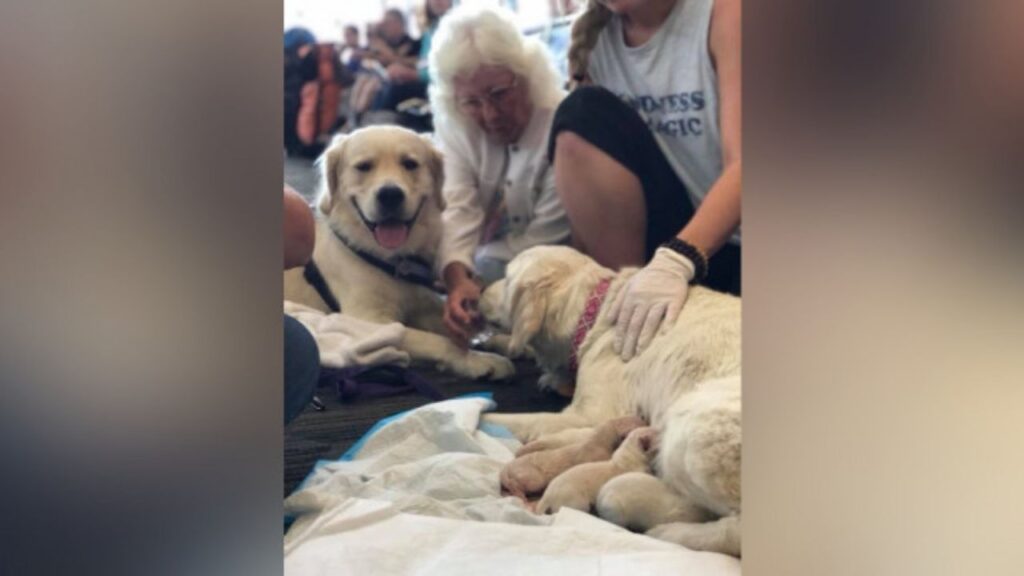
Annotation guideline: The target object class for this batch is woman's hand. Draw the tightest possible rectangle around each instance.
[443,263,482,349]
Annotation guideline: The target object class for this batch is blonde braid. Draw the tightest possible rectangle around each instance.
[567,0,613,89]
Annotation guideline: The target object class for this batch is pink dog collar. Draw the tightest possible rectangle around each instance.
[568,277,612,376]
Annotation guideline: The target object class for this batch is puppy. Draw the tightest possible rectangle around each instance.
[537,426,656,515]
[499,416,639,499]
[284,126,514,380]
[479,246,741,556]
[515,415,644,457]
[594,472,709,530]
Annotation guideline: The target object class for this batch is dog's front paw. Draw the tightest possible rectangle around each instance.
[474,333,534,360]
[456,350,515,380]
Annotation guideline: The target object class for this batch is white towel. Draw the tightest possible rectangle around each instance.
[284,301,410,369]
[284,498,741,576]
[284,397,741,576]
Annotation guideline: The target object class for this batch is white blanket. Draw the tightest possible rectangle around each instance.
[285,301,409,369]
[284,397,741,575]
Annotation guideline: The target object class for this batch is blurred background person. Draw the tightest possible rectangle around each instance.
[339,24,366,76]
[348,9,421,122]
[378,0,454,111]
[284,27,320,157]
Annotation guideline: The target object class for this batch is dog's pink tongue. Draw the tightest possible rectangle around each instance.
[374,222,409,249]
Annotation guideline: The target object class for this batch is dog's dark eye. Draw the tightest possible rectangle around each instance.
[401,158,419,171]
[355,161,373,173]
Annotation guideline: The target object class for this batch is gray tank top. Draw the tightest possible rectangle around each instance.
[588,0,722,211]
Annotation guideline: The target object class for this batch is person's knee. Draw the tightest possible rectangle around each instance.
[561,85,616,111]
[550,86,620,161]
[554,131,593,164]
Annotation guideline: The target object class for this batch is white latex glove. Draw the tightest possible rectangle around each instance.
[608,247,695,361]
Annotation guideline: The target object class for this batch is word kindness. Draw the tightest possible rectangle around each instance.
[617,90,706,137]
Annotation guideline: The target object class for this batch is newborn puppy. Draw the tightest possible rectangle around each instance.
[537,427,657,515]
[515,428,595,458]
[500,417,639,498]
[516,416,645,457]
[595,472,709,531]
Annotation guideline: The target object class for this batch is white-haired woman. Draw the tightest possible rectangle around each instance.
[551,0,742,361]
[429,5,571,347]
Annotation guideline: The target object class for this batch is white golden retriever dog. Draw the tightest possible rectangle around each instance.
[480,246,741,556]
[284,126,514,380]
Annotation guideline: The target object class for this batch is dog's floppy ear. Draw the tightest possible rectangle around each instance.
[316,134,348,215]
[420,134,446,211]
[508,279,547,356]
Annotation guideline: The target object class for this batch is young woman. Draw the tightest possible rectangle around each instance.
[551,0,741,360]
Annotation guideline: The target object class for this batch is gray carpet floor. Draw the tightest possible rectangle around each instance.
[284,359,568,496]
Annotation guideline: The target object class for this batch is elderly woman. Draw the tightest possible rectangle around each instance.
[428,5,571,347]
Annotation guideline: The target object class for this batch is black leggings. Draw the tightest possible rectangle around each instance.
[284,315,319,424]
[548,86,740,295]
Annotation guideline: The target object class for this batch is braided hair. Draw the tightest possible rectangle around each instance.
[567,0,613,88]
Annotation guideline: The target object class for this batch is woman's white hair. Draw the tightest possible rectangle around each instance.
[428,4,565,133]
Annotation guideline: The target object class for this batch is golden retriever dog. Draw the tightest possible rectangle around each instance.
[479,246,741,556]
[284,126,514,380]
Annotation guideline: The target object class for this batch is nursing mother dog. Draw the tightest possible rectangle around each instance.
[283,126,514,380]
[480,246,741,556]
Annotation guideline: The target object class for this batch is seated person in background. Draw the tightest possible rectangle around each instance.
[339,24,366,75]
[346,24,383,127]
[428,5,571,347]
[378,0,453,111]
[283,27,320,156]
[370,8,421,68]
[349,9,421,119]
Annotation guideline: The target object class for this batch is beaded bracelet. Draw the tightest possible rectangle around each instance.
[661,238,709,284]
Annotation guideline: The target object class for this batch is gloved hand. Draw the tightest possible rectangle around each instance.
[608,247,695,361]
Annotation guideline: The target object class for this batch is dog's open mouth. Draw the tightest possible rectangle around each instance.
[350,197,425,250]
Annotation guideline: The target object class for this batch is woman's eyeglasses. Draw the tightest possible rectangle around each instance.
[457,77,520,115]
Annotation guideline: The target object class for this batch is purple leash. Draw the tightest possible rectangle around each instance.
[319,365,446,403]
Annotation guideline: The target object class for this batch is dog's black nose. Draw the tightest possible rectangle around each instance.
[376,186,405,210]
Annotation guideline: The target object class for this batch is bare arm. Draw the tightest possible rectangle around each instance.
[368,38,396,65]
[436,129,486,347]
[678,0,741,257]
[387,62,421,83]
[284,185,315,269]
[370,38,419,68]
